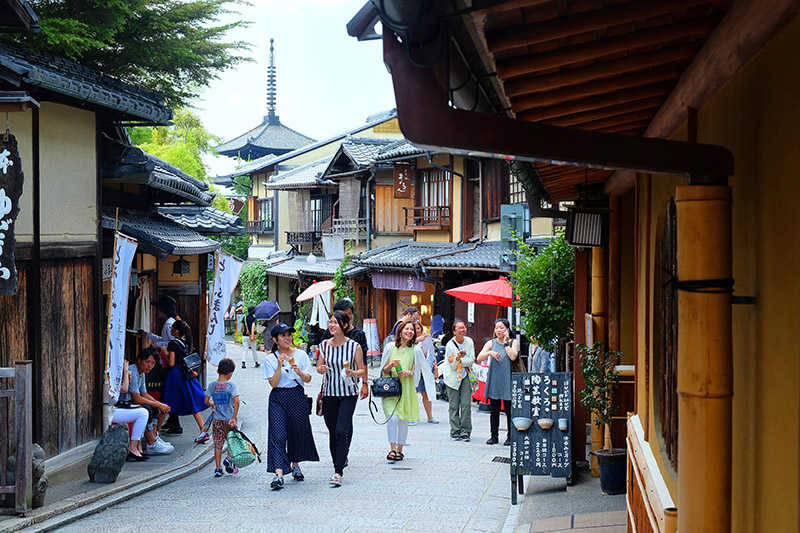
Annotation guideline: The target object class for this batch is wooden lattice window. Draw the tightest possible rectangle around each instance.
[509,170,526,205]
[659,198,679,469]
[259,197,274,231]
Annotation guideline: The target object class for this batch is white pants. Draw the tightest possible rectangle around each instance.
[386,415,408,445]
[112,407,148,441]
[241,337,260,364]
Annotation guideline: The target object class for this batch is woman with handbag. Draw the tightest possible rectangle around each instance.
[161,320,209,444]
[442,318,475,442]
[241,306,261,369]
[477,318,520,446]
[316,310,366,487]
[263,322,319,490]
[379,318,435,462]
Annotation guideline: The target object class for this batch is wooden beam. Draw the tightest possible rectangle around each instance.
[487,0,714,53]
[473,0,550,16]
[496,16,719,79]
[576,110,657,130]
[520,87,670,122]
[504,43,699,98]
[605,0,800,194]
[595,120,651,134]
[512,66,684,111]
[525,94,664,126]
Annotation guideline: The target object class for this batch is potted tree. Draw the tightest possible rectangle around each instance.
[577,341,626,495]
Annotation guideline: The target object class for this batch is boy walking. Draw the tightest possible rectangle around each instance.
[205,358,240,477]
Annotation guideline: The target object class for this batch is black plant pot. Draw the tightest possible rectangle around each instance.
[593,448,627,495]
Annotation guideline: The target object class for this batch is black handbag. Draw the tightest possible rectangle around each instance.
[181,352,202,380]
[371,376,401,397]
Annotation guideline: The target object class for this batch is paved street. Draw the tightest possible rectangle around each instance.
[54,342,519,532]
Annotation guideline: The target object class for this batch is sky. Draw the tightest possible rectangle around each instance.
[193,0,396,177]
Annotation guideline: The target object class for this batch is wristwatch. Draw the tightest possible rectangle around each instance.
[503,341,512,347]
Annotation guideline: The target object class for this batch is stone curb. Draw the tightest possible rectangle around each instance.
[0,443,215,533]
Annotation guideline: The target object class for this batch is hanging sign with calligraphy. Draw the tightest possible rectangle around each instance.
[206,252,244,366]
[393,165,412,199]
[0,134,24,296]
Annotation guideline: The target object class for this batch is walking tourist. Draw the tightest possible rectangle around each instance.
[263,322,319,490]
[241,306,261,369]
[316,310,366,487]
[162,320,210,444]
[413,321,438,425]
[204,357,240,478]
[320,298,369,396]
[477,318,519,446]
[379,318,435,462]
[442,318,475,441]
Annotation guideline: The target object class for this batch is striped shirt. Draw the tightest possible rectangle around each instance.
[321,338,360,397]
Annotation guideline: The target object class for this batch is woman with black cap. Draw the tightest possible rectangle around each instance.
[241,306,261,369]
[262,322,319,490]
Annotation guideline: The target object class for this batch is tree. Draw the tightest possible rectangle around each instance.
[239,262,267,308]
[19,0,251,107]
[514,231,575,353]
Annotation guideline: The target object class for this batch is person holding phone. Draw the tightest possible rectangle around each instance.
[441,319,475,441]
[477,318,519,445]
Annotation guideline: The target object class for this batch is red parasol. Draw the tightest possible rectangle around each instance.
[296,280,336,302]
[445,276,519,307]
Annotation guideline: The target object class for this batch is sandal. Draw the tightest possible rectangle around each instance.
[386,451,399,461]
[329,474,342,487]
[396,452,404,461]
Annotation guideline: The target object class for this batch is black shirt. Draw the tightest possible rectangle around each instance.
[321,326,368,366]
[244,314,256,335]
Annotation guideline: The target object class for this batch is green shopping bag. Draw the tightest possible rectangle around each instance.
[226,428,261,468]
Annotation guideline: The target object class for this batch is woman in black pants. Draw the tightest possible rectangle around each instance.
[477,318,519,445]
[316,310,366,487]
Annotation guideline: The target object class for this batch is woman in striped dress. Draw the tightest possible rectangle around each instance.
[316,310,366,487]
[263,322,319,490]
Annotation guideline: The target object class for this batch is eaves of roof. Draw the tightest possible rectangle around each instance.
[215,119,315,155]
[0,39,172,124]
[421,236,554,270]
[354,239,459,270]
[264,256,364,279]
[266,156,336,190]
[157,206,244,235]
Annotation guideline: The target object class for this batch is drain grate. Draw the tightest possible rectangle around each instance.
[492,456,511,464]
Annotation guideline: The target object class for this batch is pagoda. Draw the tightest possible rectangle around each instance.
[216,39,315,160]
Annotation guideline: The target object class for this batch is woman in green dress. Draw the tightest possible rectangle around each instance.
[379,318,435,461]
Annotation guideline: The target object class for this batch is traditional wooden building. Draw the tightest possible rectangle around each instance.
[352,1,800,531]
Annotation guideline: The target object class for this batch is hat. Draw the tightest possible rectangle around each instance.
[271,322,295,338]
[248,306,256,315]
[151,295,177,317]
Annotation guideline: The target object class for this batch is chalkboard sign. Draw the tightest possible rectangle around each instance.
[510,372,572,480]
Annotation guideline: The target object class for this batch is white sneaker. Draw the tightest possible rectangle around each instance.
[147,439,174,455]
[156,435,172,448]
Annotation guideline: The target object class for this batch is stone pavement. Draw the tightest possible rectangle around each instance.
[4,341,626,532]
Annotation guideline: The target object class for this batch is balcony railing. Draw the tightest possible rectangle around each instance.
[403,206,451,230]
[245,220,273,234]
[324,218,369,243]
[286,231,322,246]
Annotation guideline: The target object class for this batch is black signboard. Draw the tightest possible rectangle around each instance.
[509,372,573,503]
[0,134,23,295]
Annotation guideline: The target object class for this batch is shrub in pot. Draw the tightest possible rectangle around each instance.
[578,341,626,495]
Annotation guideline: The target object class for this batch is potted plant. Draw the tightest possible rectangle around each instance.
[577,341,626,495]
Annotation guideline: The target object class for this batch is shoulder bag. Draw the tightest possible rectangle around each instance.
[181,351,202,380]
[248,318,257,342]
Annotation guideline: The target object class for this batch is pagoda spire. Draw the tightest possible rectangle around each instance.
[265,38,279,124]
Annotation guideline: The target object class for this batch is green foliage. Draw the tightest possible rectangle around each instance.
[577,342,622,432]
[292,318,307,346]
[514,231,575,352]
[239,262,267,308]
[210,205,250,259]
[332,242,356,308]
[21,0,251,108]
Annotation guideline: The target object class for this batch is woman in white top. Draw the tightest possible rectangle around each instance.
[263,322,319,490]
[441,319,476,441]
[413,322,439,424]
[316,310,366,487]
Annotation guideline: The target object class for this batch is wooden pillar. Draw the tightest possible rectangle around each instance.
[608,195,621,352]
[572,249,589,466]
[676,185,732,532]
[590,246,607,475]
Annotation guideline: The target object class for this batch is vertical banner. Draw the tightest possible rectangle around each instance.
[363,318,380,362]
[106,233,137,404]
[207,252,243,366]
[0,134,24,295]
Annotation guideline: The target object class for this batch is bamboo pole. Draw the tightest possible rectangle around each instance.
[675,185,732,532]
[590,246,608,475]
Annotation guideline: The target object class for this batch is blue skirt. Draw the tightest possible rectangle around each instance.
[162,366,208,416]
[267,386,319,473]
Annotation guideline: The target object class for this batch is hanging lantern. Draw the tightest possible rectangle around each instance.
[171,255,192,276]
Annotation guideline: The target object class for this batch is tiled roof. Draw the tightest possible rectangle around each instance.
[354,240,459,270]
[101,209,220,257]
[421,236,554,270]
[266,157,336,190]
[102,139,214,206]
[0,0,38,32]
[215,109,398,181]
[215,116,316,160]
[340,136,398,166]
[374,139,425,161]
[0,39,172,124]
[264,256,365,279]
[158,206,244,235]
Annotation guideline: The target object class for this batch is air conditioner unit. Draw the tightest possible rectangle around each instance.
[565,207,607,248]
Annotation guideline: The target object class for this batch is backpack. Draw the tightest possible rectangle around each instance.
[226,428,261,468]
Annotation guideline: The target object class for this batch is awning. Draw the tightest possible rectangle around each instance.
[102,209,219,261]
